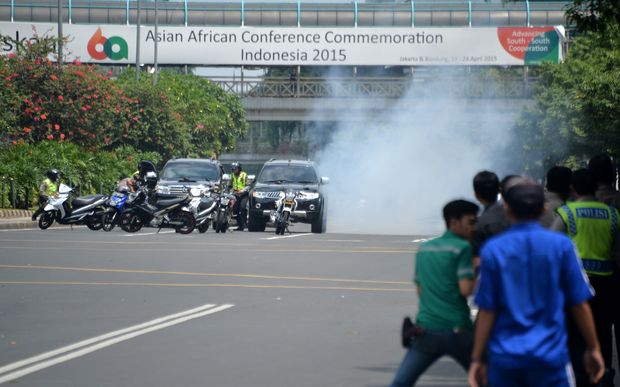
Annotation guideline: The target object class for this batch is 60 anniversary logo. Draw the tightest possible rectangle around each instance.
[87,28,128,60]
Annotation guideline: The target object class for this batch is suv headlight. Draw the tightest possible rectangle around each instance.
[156,185,170,195]
[297,191,319,200]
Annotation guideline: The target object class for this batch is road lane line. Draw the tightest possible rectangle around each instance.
[0,304,233,384]
[122,230,176,236]
[0,281,413,292]
[262,233,312,240]
[0,264,411,285]
[0,303,218,375]
[0,245,411,253]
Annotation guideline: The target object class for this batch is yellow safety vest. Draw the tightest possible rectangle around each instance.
[43,178,57,197]
[231,172,247,191]
[556,201,618,276]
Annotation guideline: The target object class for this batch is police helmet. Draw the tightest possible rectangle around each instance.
[46,169,60,181]
[231,162,242,171]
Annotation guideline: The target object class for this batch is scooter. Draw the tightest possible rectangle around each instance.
[101,188,135,232]
[119,185,196,234]
[38,183,108,230]
[187,185,218,233]
[271,189,298,235]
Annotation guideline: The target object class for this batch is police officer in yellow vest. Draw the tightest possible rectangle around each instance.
[230,162,249,231]
[32,169,60,221]
[552,169,620,387]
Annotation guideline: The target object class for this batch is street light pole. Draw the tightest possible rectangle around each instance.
[57,0,63,66]
[153,0,158,85]
[136,0,141,81]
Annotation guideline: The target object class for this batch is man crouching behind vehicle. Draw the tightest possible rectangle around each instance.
[390,199,479,387]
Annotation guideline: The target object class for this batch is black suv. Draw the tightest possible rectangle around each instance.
[155,158,223,199]
[248,159,329,233]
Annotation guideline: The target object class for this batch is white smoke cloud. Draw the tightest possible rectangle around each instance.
[311,70,525,235]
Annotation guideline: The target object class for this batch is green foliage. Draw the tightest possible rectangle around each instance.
[115,70,248,158]
[0,35,140,149]
[567,0,620,37]
[0,142,161,208]
[115,77,192,160]
[514,31,620,176]
[0,37,250,208]
[154,72,248,156]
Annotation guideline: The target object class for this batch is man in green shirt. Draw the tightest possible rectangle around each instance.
[390,199,479,387]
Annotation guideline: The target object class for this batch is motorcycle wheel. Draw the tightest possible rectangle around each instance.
[38,212,54,230]
[120,213,143,233]
[198,222,209,234]
[86,215,104,231]
[102,212,117,232]
[275,213,288,235]
[174,212,196,234]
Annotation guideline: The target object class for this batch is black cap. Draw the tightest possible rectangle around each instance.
[504,184,545,220]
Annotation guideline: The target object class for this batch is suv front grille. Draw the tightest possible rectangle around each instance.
[168,185,188,196]
[264,191,283,199]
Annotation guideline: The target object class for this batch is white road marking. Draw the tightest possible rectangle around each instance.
[411,236,438,243]
[262,233,312,240]
[0,303,234,384]
[0,227,86,232]
[122,230,176,237]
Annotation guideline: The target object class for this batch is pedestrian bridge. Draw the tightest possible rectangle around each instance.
[0,0,561,121]
[210,73,534,121]
[1,0,570,28]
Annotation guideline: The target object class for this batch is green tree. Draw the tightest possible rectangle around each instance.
[514,2,620,174]
[0,35,140,149]
[117,71,248,158]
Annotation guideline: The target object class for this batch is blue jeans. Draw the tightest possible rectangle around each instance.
[390,329,473,387]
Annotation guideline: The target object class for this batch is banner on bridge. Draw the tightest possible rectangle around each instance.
[0,22,564,66]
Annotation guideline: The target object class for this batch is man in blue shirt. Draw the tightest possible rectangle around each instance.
[468,179,604,387]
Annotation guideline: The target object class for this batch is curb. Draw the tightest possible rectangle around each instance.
[0,209,34,218]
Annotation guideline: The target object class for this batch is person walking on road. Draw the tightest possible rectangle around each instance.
[469,179,604,387]
[552,169,620,386]
[589,154,620,209]
[472,171,509,263]
[540,166,573,228]
[31,169,60,221]
[588,154,620,384]
[390,200,479,387]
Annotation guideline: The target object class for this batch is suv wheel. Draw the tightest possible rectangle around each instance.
[311,209,326,234]
[248,213,266,232]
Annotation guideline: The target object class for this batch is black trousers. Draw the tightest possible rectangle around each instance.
[31,194,47,219]
[233,192,248,227]
[568,274,616,387]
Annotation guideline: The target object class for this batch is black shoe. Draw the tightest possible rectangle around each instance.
[31,214,36,221]
[235,226,244,231]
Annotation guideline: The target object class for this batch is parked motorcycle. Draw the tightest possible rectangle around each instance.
[119,185,196,234]
[187,185,218,233]
[271,190,298,235]
[212,187,236,234]
[101,188,134,232]
[37,183,108,230]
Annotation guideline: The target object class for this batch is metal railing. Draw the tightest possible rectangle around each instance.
[2,0,570,27]
[209,75,535,99]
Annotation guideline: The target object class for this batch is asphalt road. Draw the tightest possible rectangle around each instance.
[0,224,472,387]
